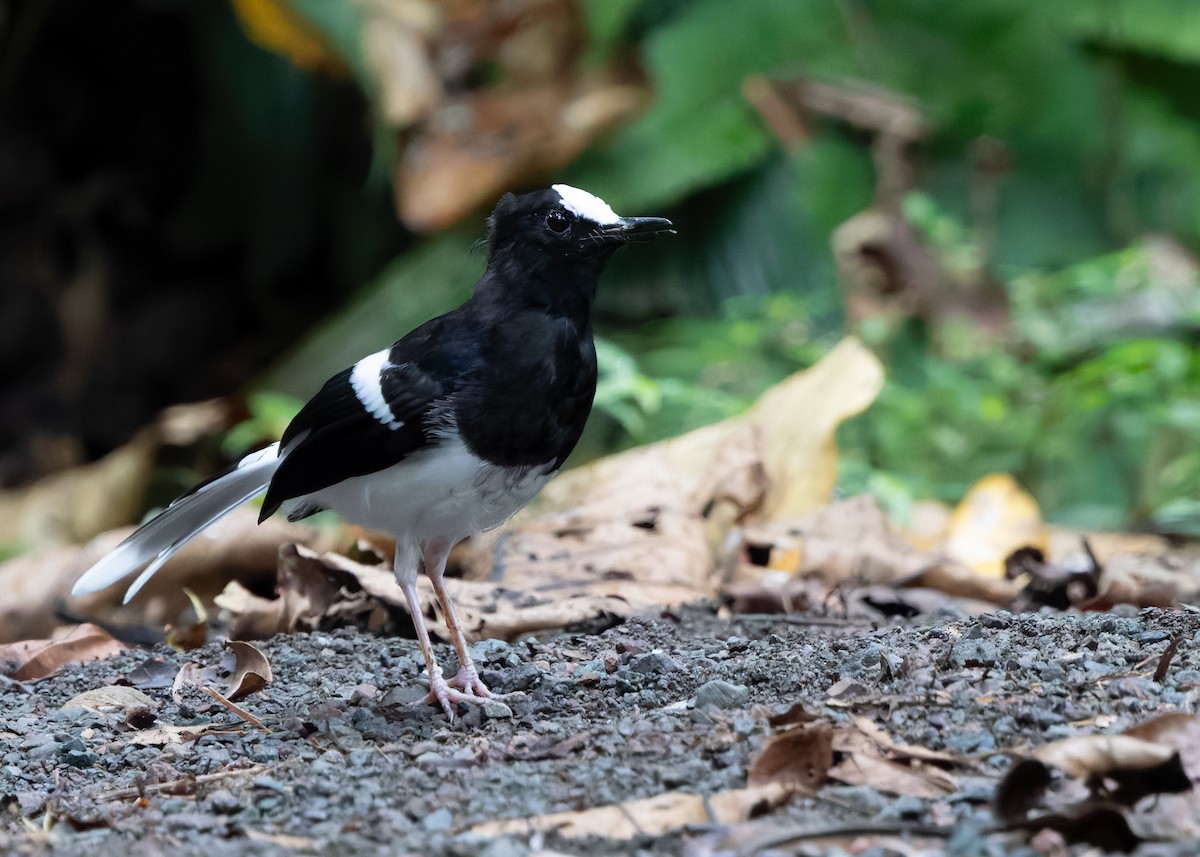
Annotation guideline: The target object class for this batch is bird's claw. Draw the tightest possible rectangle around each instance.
[447,664,493,699]
[421,669,494,720]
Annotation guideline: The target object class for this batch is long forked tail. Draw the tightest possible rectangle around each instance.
[71,443,282,604]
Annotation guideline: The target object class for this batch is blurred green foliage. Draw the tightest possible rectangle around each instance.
[260,0,1200,534]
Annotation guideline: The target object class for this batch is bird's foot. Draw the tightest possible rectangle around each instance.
[447,663,494,698]
[421,673,491,720]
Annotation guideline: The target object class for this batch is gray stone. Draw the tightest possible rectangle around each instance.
[206,789,243,815]
[481,700,513,719]
[422,807,453,832]
[691,672,744,705]
[629,652,682,675]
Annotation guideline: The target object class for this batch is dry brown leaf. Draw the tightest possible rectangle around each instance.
[944,474,1047,579]
[224,641,273,702]
[747,720,833,792]
[0,427,158,550]
[1034,734,1177,780]
[359,0,440,126]
[850,716,966,766]
[529,338,882,523]
[1118,712,1200,837]
[0,624,126,680]
[61,685,155,715]
[735,496,938,587]
[470,783,791,840]
[0,529,130,643]
[830,727,959,798]
[123,723,242,747]
[1085,551,1192,610]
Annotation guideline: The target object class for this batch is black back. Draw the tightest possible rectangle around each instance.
[257,187,632,521]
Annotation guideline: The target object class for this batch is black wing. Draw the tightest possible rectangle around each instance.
[259,316,481,520]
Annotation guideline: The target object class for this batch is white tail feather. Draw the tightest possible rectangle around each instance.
[72,443,282,602]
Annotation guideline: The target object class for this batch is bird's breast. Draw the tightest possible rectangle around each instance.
[455,313,597,470]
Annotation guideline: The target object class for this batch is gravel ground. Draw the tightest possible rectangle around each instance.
[3,604,1200,856]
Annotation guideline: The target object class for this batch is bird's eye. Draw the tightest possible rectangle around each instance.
[546,210,570,234]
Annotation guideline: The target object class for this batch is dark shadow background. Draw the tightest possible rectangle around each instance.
[0,0,399,487]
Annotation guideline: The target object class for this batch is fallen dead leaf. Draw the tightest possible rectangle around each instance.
[504,730,591,761]
[1118,712,1200,838]
[747,720,833,792]
[944,474,1047,579]
[359,0,440,126]
[0,624,126,681]
[243,829,317,851]
[527,337,882,524]
[1034,734,1179,781]
[122,723,243,747]
[731,495,1021,608]
[171,661,221,705]
[224,641,273,702]
[849,716,966,767]
[61,686,155,716]
[0,427,159,550]
[469,783,791,840]
[830,724,960,798]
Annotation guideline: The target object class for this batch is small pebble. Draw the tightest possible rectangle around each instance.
[481,700,513,720]
[694,680,749,711]
[629,652,682,675]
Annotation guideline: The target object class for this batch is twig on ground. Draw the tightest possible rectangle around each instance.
[203,686,269,732]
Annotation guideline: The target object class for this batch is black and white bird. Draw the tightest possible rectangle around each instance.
[71,185,673,717]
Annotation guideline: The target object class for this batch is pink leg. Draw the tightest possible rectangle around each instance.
[392,542,488,720]
[421,537,494,700]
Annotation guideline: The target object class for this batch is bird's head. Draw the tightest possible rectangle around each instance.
[486,185,674,267]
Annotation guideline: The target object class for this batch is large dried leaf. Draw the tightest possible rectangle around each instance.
[731,495,1021,609]
[528,337,883,523]
[829,723,959,798]
[747,720,833,792]
[61,686,155,715]
[734,495,942,588]
[1120,713,1200,838]
[0,624,126,681]
[396,80,646,231]
[469,783,790,840]
[944,473,1047,579]
[1034,734,1178,780]
[359,0,440,126]
[0,529,130,643]
[0,427,158,550]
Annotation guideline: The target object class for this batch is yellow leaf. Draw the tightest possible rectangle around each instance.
[945,473,1046,578]
[230,0,347,75]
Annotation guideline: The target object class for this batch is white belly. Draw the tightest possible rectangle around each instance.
[301,438,553,542]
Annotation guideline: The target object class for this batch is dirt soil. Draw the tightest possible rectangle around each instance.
[3,604,1200,856]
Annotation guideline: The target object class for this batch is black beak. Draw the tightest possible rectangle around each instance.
[603,216,675,242]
